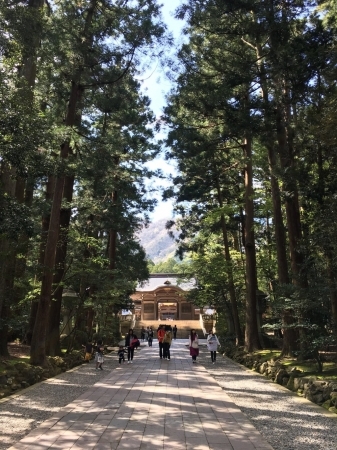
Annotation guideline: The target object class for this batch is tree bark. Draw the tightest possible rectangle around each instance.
[219,213,243,345]
[46,175,74,356]
[108,188,118,270]
[0,305,9,357]
[276,105,305,286]
[30,82,82,366]
[30,174,65,365]
[276,101,307,357]
[0,0,44,352]
[30,0,97,364]
[243,136,261,352]
[0,164,16,355]
[254,41,297,355]
[215,176,243,345]
[31,0,97,364]
[326,251,337,336]
[26,175,54,345]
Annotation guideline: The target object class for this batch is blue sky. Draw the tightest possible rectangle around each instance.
[140,0,184,222]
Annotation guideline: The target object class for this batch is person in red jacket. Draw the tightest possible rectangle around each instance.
[157,324,165,359]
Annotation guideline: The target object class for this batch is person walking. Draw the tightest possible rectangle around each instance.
[125,329,136,363]
[95,340,104,370]
[145,327,149,342]
[140,327,146,341]
[157,324,165,359]
[189,329,199,363]
[163,327,172,360]
[117,345,127,364]
[173,325,177,339]
[148,327,154,347]
[206,329,220,364]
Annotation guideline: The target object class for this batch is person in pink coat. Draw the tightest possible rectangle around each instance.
[189,329,199,363]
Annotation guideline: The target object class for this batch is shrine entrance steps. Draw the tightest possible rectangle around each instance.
[134,320,204,339]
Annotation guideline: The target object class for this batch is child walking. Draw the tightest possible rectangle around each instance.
[118,346,127,364]
[95,340,104,370]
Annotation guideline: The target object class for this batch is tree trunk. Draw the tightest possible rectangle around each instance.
[0,305,9,357]
[243,136,261,352]
[30,174,65,365]
[221,292,236,336]
[46,174,75,356]
[1,0,44,351]
[255,42,297,355]
[214,173,243,344]
[276,101,308,357]
[38,0,97,359]
[15,178,34,278]
[326,251,337,336]
[25,175,54,345]
[86,308,95,338]
[0,163,16,355]
[276,105,305,285]
[30,82,82,366]
[212,169,243,344]
[219,213,243,345]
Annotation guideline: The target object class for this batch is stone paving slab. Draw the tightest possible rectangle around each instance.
[7,341,274,450]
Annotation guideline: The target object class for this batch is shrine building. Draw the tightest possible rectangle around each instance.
[131,274,200,321]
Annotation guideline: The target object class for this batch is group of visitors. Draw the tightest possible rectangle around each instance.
[116,324,175,365]
[83,324,220,368]
[157,324,172,359]
[188,328,220,364]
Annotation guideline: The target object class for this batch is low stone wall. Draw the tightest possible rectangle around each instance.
[230,352,337,414]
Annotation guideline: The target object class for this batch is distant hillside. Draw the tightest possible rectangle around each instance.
[138,218,177,263]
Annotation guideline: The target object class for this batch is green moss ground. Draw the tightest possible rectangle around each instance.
[250,349,337,381]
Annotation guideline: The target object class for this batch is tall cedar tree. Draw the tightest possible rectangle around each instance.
[29,0,166,366]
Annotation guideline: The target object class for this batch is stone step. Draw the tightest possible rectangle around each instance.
[133,320,205,339]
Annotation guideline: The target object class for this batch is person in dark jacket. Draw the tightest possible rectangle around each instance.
[125,329,135,363]
[117,346,127,364]
[148,327,154,347]
[140,327,146,341]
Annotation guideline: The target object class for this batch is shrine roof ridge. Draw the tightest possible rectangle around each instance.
[137,273,195,292]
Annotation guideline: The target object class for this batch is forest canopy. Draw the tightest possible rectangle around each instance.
[0,0,167,365]
[163,0,337,358]
[1,0,337,367]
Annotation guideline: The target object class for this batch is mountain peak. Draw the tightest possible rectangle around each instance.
[138,218,177,263]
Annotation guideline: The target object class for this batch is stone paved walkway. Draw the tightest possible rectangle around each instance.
[8,340,274,450]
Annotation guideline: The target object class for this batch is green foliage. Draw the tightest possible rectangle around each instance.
[149,257,183,273]
[0,0,170,359]
[162,0,337,355]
